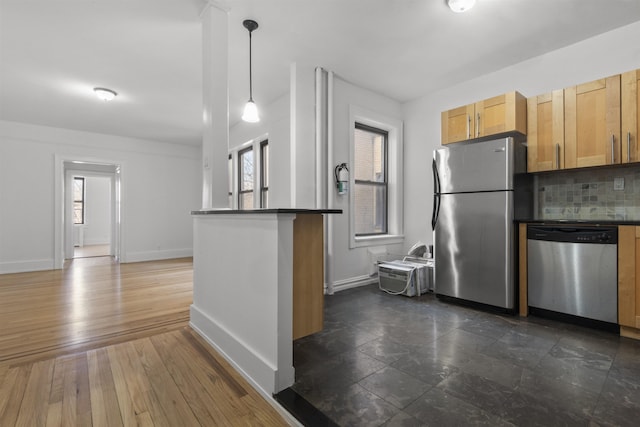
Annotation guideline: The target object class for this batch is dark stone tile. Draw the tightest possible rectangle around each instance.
[433,328,498,354]
[357,336,415,365]
[390,347,461,387]
[294,349,386,393]
[316,383,400,427]
[517,368,600,417]
[498,391,591,426]
[381,411,426,427]
[404,387,512,426]
[358,366,431,409]
[480,329,558,369]
[599,372,640,407]
[547,341,614,372]
[534,351,608,394]
[458,313,515,340]
[592,391,640,427]
[438,371,515,416]
[460,352,526,390]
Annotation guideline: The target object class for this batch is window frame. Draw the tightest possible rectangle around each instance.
[349,105,404,249]
[73,176,85,225]
[260,140,269,208]
[353,123,389,236]
[237,145,254,209]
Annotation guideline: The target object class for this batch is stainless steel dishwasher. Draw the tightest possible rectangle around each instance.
[527,225,617,324]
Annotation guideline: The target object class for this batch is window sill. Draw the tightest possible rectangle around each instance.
[351,234,404,249]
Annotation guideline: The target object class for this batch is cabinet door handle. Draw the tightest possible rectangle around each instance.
[555,143,560,169]
[628,132,632,162]
[476,113,480,137]
[467,114,471,139]
[611,135,615,164]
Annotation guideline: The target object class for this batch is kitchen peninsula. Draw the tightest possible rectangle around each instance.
[190,208,341,395]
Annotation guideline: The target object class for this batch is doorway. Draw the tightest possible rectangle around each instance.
[54,159,122,268]
[71,175,112,259]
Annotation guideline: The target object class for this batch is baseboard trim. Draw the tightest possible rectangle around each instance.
[124,248,193,263]
[330,275,377,293]
[189,304,294,396]
[0,259,54,274]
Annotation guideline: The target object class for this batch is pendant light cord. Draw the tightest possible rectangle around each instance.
[248,29,253,102]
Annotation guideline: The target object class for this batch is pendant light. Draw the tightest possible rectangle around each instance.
[447,0,476,13]
[241,19,260,123]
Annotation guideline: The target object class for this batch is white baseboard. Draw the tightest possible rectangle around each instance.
[0,259,55,274]
[189,304,294,396]
[124,248,193,263]
[330,274,378,293]
[190,308,301,426]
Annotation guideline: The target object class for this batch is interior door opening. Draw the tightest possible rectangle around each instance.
[59,161,121,265]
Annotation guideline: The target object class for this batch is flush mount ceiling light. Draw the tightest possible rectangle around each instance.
[447,0,476,13]
[241,19,260,123]
[93,87,117,101]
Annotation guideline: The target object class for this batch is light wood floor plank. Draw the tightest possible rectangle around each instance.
[0,365,31,426]
[88,348,123,427]
[14,359,55,427]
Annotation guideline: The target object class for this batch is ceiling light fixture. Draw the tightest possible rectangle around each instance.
[93,87,117,101]
[447,0,476,13]
[241,19,260,123]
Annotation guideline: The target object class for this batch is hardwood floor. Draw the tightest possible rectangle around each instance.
[0,258,288,426]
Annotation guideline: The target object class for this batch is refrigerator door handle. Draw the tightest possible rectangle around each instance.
[432,158,441,230]
[431,194,440,230]
[432,158,441,195]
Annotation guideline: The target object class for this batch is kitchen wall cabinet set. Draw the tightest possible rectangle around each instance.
[528,69,640,172]
[441,91,527,144]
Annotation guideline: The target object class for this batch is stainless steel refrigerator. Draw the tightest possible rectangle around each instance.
[431,136,529,310]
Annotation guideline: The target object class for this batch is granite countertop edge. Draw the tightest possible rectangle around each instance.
[191,208,343,215]
[515,219,640,226]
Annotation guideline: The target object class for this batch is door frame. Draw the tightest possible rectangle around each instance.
[54,155,124,268]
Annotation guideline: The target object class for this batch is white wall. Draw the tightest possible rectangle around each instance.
[402,20,640,248]
[0,120,200,273]
[83,176,111,245]
[328,76,404,290]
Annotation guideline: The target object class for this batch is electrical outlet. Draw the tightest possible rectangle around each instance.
[614,177,625,191]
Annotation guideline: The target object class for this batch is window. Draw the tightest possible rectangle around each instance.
[238,146,254,209]
[349,105,403,248]
[73,177,85,224]
[260,140,269,208]
[354,124,388,235]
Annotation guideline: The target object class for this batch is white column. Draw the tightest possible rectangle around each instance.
[201,4,229,209]
[290,62,317,208]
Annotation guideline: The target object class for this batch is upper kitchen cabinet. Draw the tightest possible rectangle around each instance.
[564,75,621,168]
[441,91,527,145]
[622,69,640,164]
[527,90,564,172]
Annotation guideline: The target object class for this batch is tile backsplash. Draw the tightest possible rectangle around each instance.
[536,166,640,221]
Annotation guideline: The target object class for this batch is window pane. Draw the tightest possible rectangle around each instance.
[240,149,254,191]
[73,202,83,224]
[354,184,387,234]
[73,177,84,201]
[354,127,385,182]
[261,143,269,188]
[239,192,254,209]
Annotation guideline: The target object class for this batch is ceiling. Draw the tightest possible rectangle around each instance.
[1,0,640,146]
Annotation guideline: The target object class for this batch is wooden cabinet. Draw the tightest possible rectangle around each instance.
[564,75,621,168]
[527,90,564,172]
[618,226,640,339]
[622,69,640,164]
[441,91,527,145]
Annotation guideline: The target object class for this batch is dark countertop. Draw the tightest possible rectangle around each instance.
[516,219,640,226]
[192,208,343,215]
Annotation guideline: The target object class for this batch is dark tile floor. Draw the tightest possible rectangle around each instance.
[292,284,640,426]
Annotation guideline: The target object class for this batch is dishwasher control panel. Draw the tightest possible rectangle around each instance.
[527,226,618,244]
